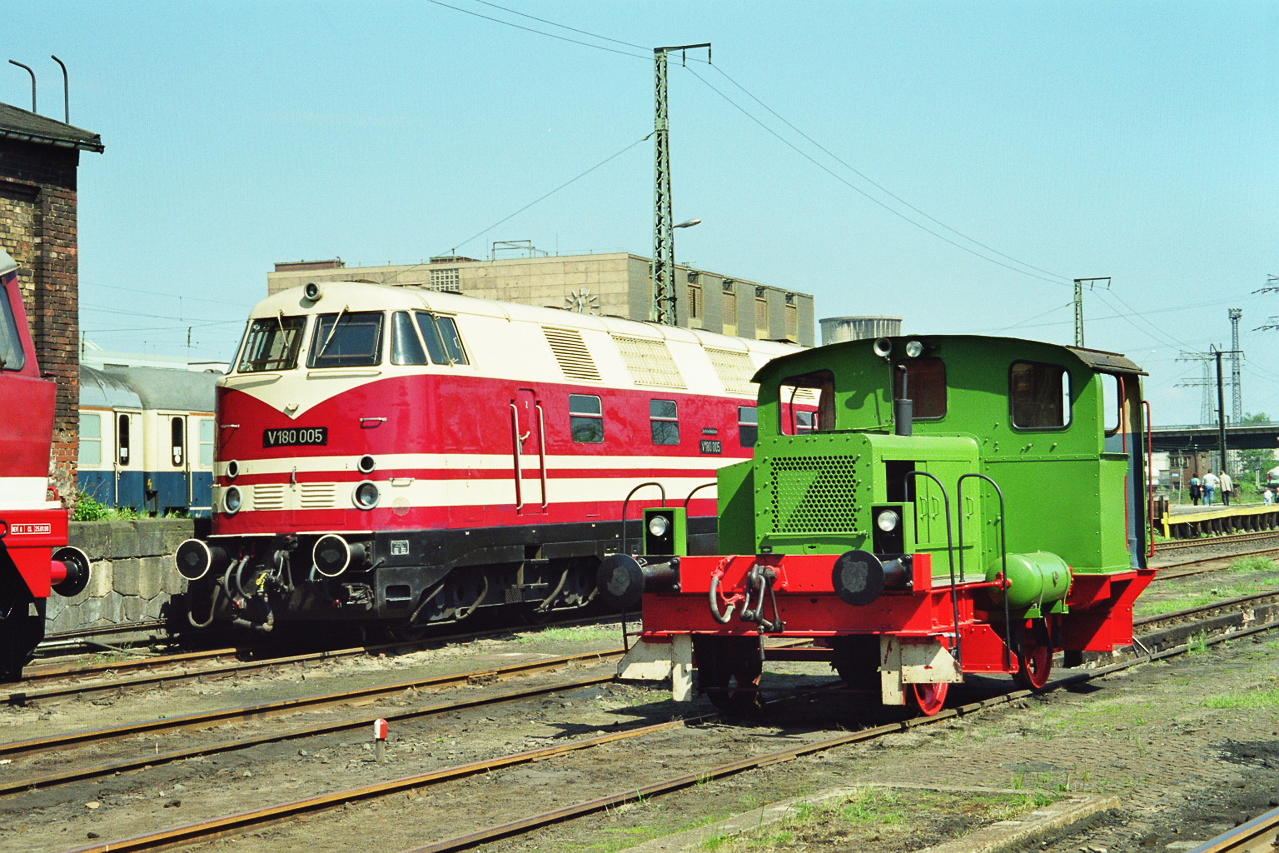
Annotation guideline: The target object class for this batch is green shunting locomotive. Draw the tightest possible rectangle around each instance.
[599,334,1154,715]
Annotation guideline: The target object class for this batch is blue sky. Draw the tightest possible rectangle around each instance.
[7,1,1276,425]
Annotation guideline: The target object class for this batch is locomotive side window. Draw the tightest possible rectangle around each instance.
[569,394,604,443]
[778,370,833,435]
[391,311,429,365]
[1010,361,1072,429]
[238,315,305,373]
[0,286,25,371]
[1101,373,1124,435]
[308,311,384,369]
[738,406,758,447]
[78,412,102,466]
[893,358,946,419]
[415,313,469,365]
[650,399,679,445]
[118,414,131,465]
[171,417,185,467]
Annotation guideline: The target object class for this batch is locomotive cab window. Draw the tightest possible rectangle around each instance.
[569,394,604,444]
[1010,361,1071,429]
[778,370,834,435]
[237,315,305,373]
[415,313,469,365]
[650,399,679,446]
[391,311,429,365]
[893,358,946,419]
[0,286,25,371]
[1100,373,1128,435]
[309,311,384,368]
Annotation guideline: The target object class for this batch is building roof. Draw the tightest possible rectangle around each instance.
[0,102,103,153]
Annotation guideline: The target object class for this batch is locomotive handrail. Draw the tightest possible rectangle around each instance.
[957,473,1011,671]
[535,402,549,510]
[619,482,666,556]
[509,403,524,511]
[683,481,716,510]
[1144,399,1155,561]
[904,470,962,667]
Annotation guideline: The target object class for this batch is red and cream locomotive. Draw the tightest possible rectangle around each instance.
[176,279,805,633]
[0,248,90,680]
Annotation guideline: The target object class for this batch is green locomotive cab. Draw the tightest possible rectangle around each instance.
[608,335,1153,715]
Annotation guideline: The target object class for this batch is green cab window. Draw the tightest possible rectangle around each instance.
[1010,361,1071,429]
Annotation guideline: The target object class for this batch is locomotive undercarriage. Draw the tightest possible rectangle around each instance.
[182,516,718,633]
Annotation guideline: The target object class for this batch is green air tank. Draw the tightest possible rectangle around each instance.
[985,552,1071,615]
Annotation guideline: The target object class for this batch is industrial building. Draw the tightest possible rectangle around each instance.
[269,253,816,347]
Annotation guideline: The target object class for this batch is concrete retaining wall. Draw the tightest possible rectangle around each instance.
[46,519,200,634]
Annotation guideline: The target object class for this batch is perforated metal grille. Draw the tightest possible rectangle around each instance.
[614,336,686,388]
[705,348,756,395]
[764,455,860,534]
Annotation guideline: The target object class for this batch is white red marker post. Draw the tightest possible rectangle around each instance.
[373,718,388,763]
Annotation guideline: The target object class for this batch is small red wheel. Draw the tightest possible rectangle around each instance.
[1012,621,1053,690]
[910,681,949,716]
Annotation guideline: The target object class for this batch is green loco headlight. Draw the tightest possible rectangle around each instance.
[648,515,670,538]
[876,509,900,532]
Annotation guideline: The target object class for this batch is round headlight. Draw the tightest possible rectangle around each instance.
[358,455,376,474]
[223,485,243,516]
[905,340,924,358]
[226,460,240,480]
[353,480,380,510]
[876,509,900,532]
[648,515,670,537]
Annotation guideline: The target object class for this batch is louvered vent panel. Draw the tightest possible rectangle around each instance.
[253,484,286,512]
[762,455,860,535]
[614,336,686,388]
[542,327,601,382]
[788,387,820,403]
[706,348,757,395]
[300,483,337,509]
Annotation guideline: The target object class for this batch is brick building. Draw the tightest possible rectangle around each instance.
[0,102,103,501]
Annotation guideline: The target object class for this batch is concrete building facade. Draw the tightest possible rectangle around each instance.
[268,253,816,347]
[0,102,103,501]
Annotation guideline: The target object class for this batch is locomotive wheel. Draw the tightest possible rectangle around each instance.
[1012,619,1053,691]
[694,635,763,714]
[909,681,949,716]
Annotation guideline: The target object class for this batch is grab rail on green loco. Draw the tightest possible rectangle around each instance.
[904,470,962,668]
[1144,399,1155,560]
[957,472,1012,672]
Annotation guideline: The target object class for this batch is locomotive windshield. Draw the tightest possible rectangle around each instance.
[309,311,384,369]
[0,283,26,371]
[238,315,305,373]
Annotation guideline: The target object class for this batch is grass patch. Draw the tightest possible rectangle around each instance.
[1228,555,1279,574]
[515,624,621,644]
[1202,685,1279,710]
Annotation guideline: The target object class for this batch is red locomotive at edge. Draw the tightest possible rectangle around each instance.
[175,279,810,634]
[0,248,90,681]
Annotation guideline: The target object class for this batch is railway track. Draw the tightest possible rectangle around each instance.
[21,590,1278,853]
[1187,805,1279,852]
[1154,529,1279,553]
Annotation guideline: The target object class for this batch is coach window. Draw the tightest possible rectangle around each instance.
[391,311,428,365]
[199,419,215,468]
[0,287,25,371]
[569,394,604,444]
[237,315,305,373]
[650,399,679,445]
[1010,361,1072,429]
[308,311,384,369]
[117,414,131,465]
[738,406,758,448]
[778,370,834,435]
[893,358,946,419]
[171,417,185,467]
[415,313,469,366]
[78,413,102,466]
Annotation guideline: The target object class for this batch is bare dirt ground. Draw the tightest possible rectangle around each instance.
[1,564,1277,853]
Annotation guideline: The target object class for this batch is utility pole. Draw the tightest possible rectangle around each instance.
[1072,277,1110,347]
[1176,352,1215,425]
[1228,308,1243,423]
[652,42,710,326]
